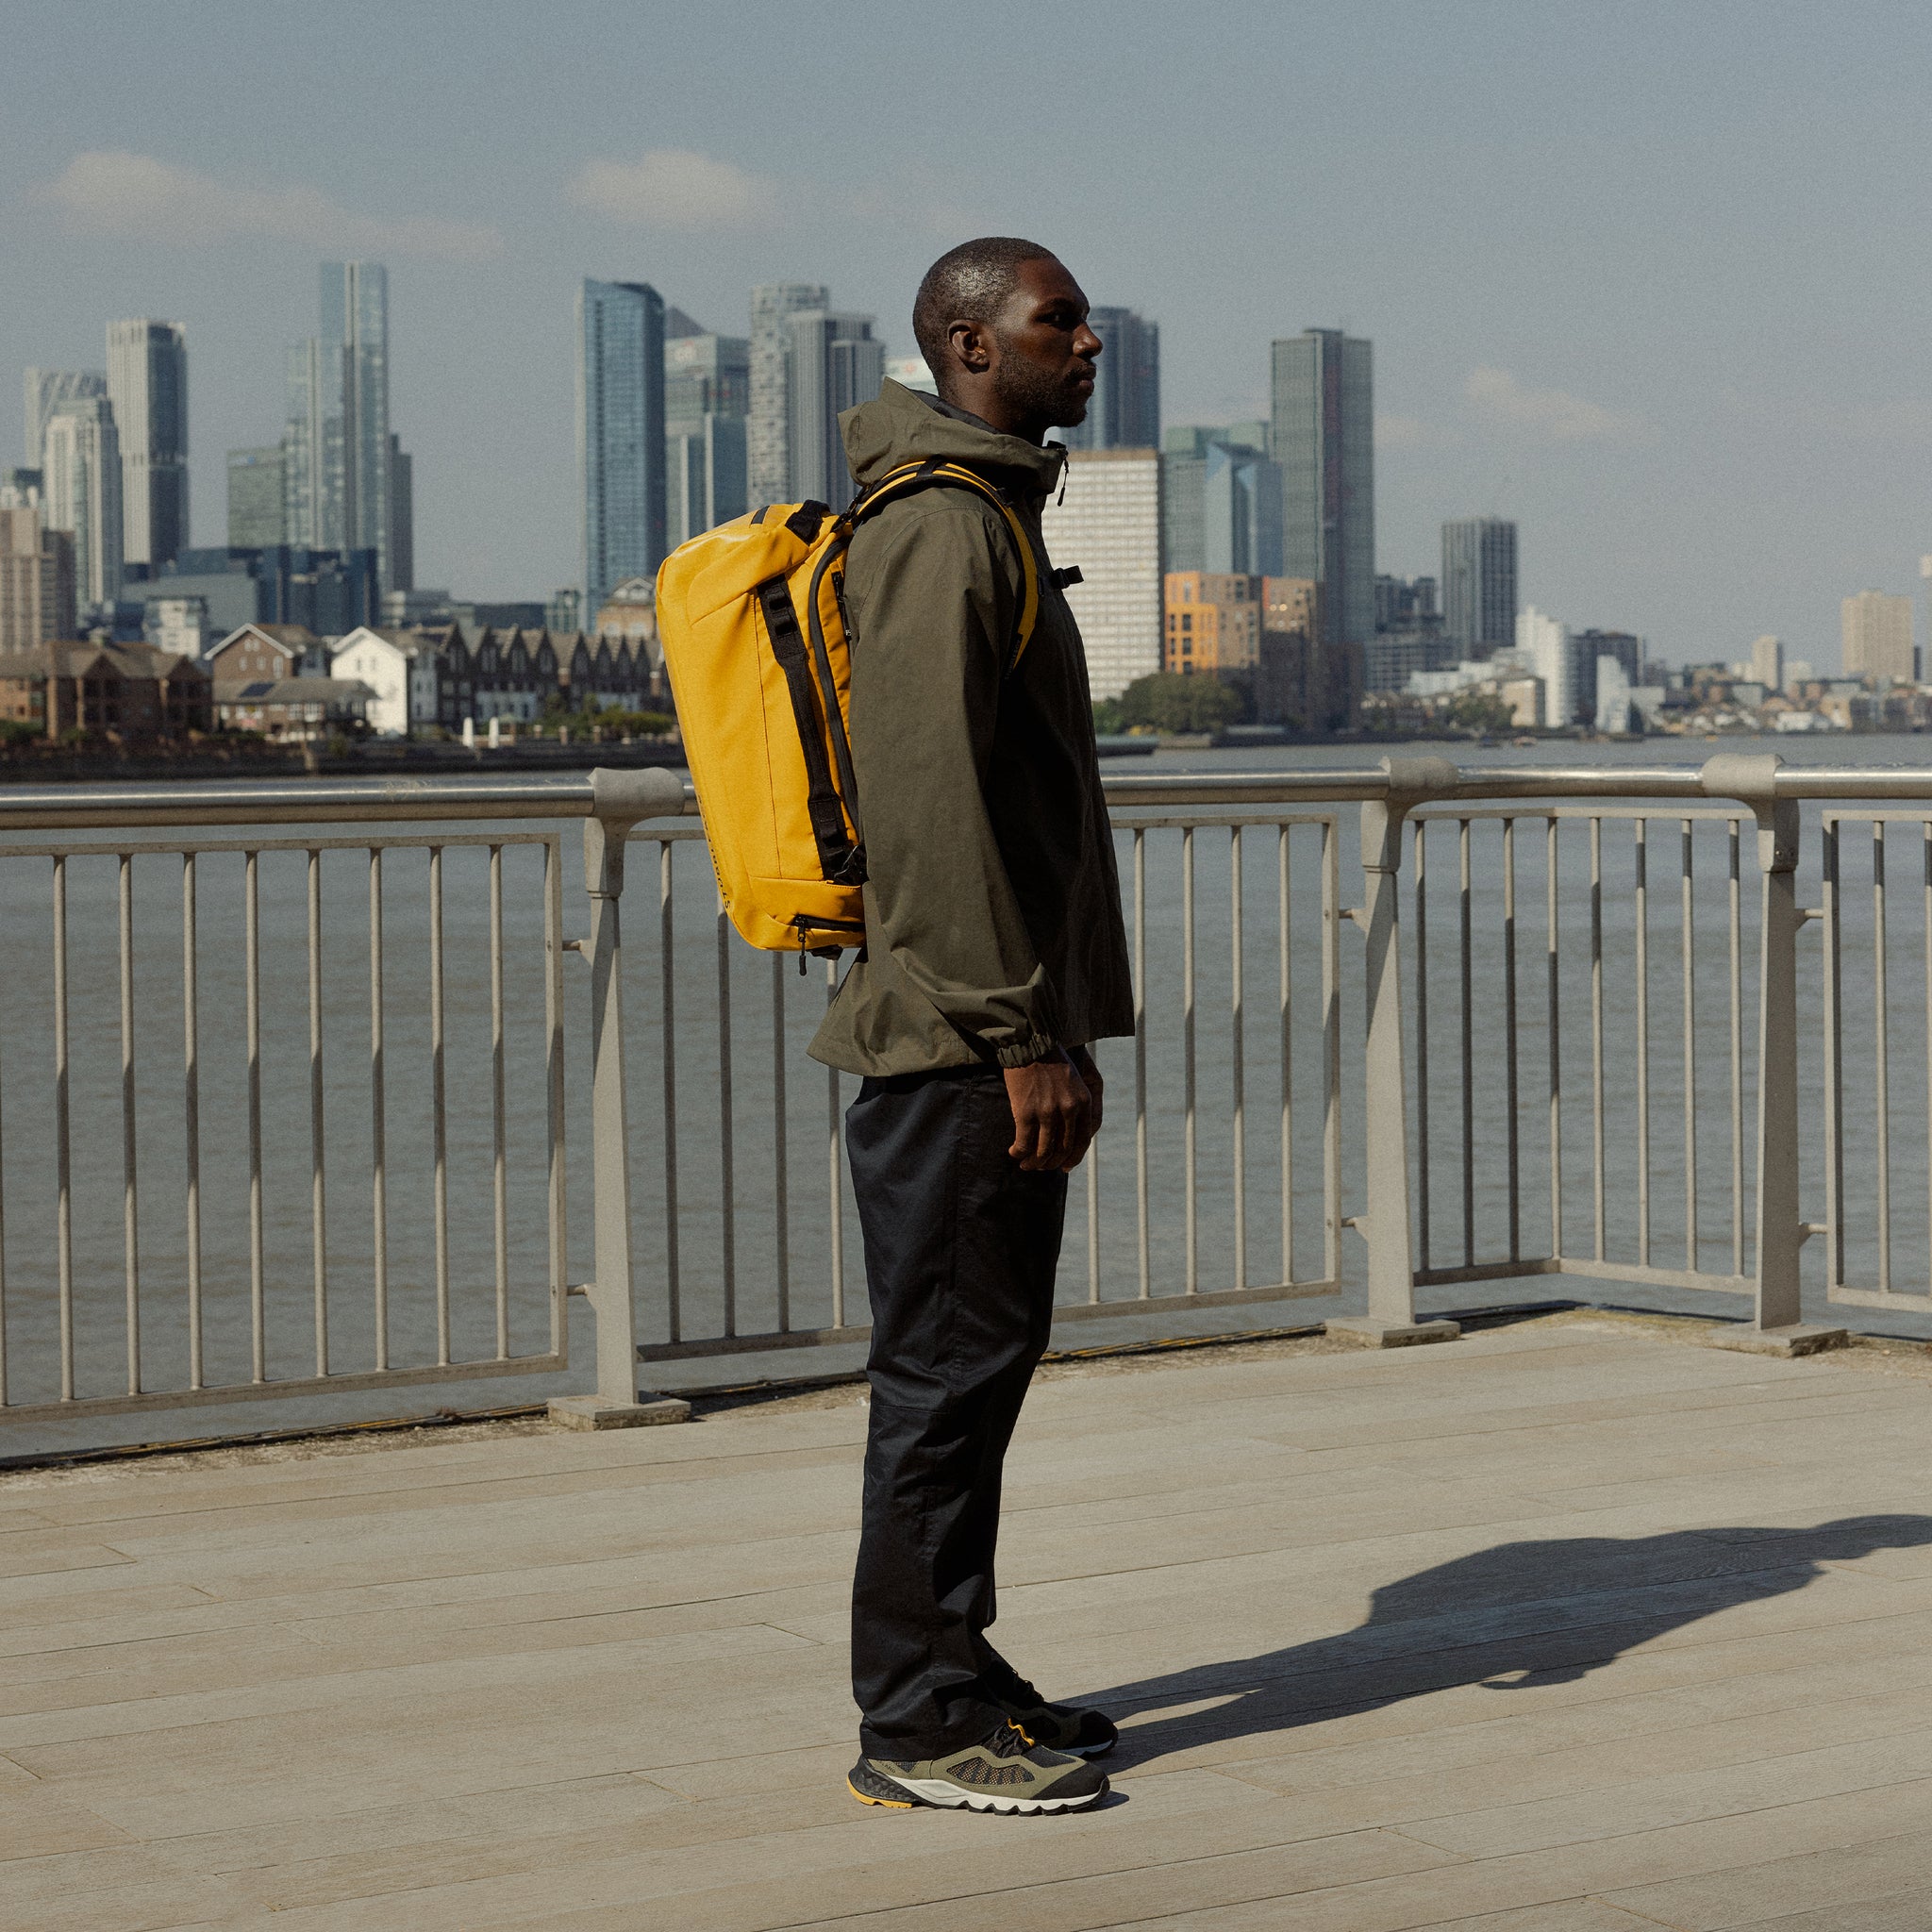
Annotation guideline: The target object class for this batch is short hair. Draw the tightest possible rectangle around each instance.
[912,237,1058,373]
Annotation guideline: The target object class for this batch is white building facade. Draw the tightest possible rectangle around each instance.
[1040,447,1162,701]
[329,625,440,735]
[1517,605,1574,728]
[42,396,123,608]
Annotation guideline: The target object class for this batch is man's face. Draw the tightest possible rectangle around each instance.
[986,257,1103,431]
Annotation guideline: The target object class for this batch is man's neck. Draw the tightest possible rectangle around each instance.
[925,388,1045,444]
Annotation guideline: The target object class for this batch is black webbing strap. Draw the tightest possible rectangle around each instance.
[756,575,853,877]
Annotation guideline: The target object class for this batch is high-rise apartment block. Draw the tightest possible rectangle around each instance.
[387,433,413,594]
[23,370,106,469]
[1273,329,1374,646]
[1161,425,1276,575]
[107,320,189,570]
[786,310,883,508]
[577,278,668,617]
[1057,307,1159,451]
[1441,517,1517,657]
[41,394,122,608]
[1164,573,1261,676]
[282,264,400,592]
[1750,633,1784,692]
[1518,606,1574,727]
[748,283,826,505]
[1040,448,1161,701]
[1842,591,1916,685]
[665,326,749,548]
[227,447,286,550]
[0,507,76,648]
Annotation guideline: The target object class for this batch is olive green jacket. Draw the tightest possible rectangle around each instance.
[808,380,1134,1077]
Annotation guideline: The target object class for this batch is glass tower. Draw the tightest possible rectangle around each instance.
[1271,330,1374,646]
[1056,307,1160,452]
[106,320,189,569]
[1441,517,1517,658]
[577,278,668,615]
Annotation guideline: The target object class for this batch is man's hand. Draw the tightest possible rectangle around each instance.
[1005,1050,1099,1173]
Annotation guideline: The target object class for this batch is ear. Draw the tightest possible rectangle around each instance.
[946,317,992,375]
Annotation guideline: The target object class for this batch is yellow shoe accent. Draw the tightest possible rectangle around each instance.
[848,1776,913,1809]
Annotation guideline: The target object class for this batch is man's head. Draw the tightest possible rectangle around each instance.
[911,238,1102,444]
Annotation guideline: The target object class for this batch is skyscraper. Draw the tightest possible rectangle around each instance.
[1518,606,1574,727]
[106,320,189,570]
[1441,516,1517,658]
[23,370,106,468]
[1161,425,1278,576]
[665,327,750,547]
[1750,633,1784,692]
[226,447,286,549]
[1842,590,1916,684]
[387,433,413,595]
[0,507,76,647]
[1039,448,1161,700]
[577,277,668,616]
[42,395,122,608]
[281,265,391,589]
[322,262,391,591]
[748,283,827,505]
[1056,307,1159,451]
[1272,329,1374,646]
[785,310,884,508]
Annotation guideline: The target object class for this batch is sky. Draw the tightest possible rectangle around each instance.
[6,0,1932,671]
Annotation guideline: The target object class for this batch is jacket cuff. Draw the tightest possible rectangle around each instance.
[994,1034,1060,1070]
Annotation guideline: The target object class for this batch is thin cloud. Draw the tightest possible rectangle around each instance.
[567,150,774,230]
[35,150,501,260]
[1464,366,1634,441]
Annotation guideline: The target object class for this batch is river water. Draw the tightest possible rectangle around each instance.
[6,733,1931,1455]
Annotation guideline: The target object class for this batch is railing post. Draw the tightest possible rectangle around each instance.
[1700,753,1845,1357]
[1329,757,1463,1349]
[549,765,695,1429]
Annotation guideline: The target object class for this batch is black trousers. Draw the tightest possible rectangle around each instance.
[846,1062,1068,1757]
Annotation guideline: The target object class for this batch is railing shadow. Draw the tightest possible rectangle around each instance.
[1085,1515,1932,1765]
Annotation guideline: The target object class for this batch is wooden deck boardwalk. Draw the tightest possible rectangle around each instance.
[8,1311,1932,1929]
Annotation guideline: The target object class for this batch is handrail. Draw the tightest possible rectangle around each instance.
[10,751,1932,836]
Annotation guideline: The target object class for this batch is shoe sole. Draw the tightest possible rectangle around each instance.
[849,1763,1107,1815]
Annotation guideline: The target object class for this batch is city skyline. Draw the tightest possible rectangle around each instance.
[12,2,1932,669]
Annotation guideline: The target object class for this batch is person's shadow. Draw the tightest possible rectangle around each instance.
[1083,1515,1932,1765]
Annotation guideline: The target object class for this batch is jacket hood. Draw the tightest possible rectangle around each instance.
[840,380,1066,499]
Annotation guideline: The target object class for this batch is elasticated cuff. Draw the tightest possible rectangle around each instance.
[993,1033,1059,1070]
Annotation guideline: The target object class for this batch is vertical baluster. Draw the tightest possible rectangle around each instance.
[1415,817,1430,1271]
[1728,820,1744,1277]
[1681,819,1698,1272]
[1229,824,1245,1289]
[1546,816,1563,1259]
[1459,817,1474,1265]
[1874,822,1890,1294]
[1322,815,1342,1283]
[489,846,508,1357]
[184,854,203,1388]
[544,836,566,1356]
[1823,820,1844,1291]
[1135,827,1150,1297]
[246,850,264,1382]
[1635,819,1651,1268]
[308,848,326,1375]
[826,956,843,1327]
[1182,824,1197,1293]
[1277,822,1294,1284]
[772,952,791,1331]
[1503,818,1520,1261]
[1086,1094,1101,1306]
[53,854,72,1401]
[1591,817,1606,1260]
[119,854,140,1393]
[716,885,736,1337]
[369,847,388,1370]
[428,846,450,1364]
[660,841,681,1342]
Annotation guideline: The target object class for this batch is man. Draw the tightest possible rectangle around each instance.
[810,239,1136,1815]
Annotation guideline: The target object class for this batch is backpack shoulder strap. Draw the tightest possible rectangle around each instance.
[847,459,1042,673]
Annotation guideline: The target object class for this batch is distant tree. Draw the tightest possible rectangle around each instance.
[1116,672,1248,735]
[1091,695,1125,735]
[1445,693,1515,734]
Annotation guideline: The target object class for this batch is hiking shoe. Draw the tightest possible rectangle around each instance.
[848,1722,1109,1814]
[993,1680,1119,1759]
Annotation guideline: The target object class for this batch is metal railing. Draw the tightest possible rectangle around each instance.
[6,749,1932,1439]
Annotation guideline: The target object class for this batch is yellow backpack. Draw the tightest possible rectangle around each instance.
[656,459,1042,954]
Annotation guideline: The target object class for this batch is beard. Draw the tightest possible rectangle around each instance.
[991,336,1090,429]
